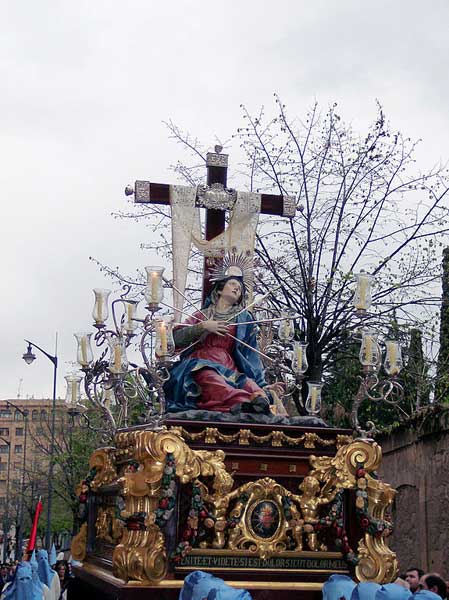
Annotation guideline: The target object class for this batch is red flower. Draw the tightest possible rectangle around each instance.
[356,468,366,478]
[160,498,169,509]
[182,528,192,541]
[360,517,370,528]
[200,510,208,519]
[79,494,87,503]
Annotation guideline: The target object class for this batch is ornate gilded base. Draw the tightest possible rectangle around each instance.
[71,420,397,592]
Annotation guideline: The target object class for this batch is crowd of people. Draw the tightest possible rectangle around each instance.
[176,568,449,600]
[0,547,73,600]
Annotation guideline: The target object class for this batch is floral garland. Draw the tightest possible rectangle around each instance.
[315,491,358,566]
[155,453,177,528]
[171,481,216,564]
[354,464,393,538]
[77,466,97,524]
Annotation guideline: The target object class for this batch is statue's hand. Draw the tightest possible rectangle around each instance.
[266,382,285,397]
[200,320,230,337]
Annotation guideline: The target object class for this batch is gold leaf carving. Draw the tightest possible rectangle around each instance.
[71,523,87,561]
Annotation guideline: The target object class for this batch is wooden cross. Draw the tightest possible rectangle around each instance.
[125,146,296,301]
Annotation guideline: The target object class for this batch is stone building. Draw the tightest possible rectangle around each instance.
[0,397,67,509]
[379,405,449,576]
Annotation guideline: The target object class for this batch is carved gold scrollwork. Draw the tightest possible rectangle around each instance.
[307,439,397,583]
[89,447,117,491]
[168,426,352,450]
[96,507,124,545]
[71,523,88,561]
[355,476,397,583]
[112,429,233,583]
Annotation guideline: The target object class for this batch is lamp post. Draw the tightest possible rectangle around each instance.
[0,437,11,563]
[6,402,28,560]
[22,336,58,550]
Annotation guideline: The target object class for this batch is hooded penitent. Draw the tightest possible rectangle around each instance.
[352,582,382,600]
[179,571,252,600]
[3,562,34,600]
[29,551,44,600]
[36,550,56,588]
[375,584,413,600]
[322,574,357,600]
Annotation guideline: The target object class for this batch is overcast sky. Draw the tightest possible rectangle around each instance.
[1,0,448,400]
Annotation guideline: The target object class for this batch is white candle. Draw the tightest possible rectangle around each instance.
[114,345,121,372]
[71,381,77,403]
[296,346,303,371]
[365,336,373,362]
[151,273,158,303]
[81,337,88,365]
[160,321,168,354]
[310,387,318,412]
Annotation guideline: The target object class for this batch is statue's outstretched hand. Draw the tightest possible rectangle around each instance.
[200,320,230,337]
[265,382,285,397]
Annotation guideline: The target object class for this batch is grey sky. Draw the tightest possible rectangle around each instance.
[1,0,448,399]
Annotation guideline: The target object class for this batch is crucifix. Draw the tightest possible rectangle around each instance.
[125,145,296,302]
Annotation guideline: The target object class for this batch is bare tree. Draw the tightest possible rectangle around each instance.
[98,99,449,411]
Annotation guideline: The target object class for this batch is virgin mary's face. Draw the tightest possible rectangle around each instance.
[218,278,243,304]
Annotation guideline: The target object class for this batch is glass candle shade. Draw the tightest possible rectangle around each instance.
[292,341,308,375]
[155,318,175,359]
[384,340,403,376]
[92,288,111,326]
[103,386,116,409]
[278,314,295,343]
[64,373,83,405]
[306,381,323,415]
[359,330,380,367]
[75,332,94,367]
[123,300,139,334]
[144,266,164,306]
[108,337,128,375]
[353,273,374,312]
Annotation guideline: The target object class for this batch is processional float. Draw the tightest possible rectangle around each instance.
[69,148,403,599]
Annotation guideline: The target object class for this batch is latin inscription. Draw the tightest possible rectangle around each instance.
[178,554,348,571]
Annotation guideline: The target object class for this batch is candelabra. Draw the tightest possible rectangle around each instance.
[69,268,176,441]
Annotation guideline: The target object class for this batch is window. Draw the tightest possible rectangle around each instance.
[35,428,44,436]
[14,411,23,422]
[14,445,23,454]
[0,498,5,506]
[13,462,21,469]
[0,428,9,436]
[0,464,6,472]
[0,446,8,454]
[0,411,12,419]
[32,410,39,421]
[40,410,47,420]
[15,428,23,436]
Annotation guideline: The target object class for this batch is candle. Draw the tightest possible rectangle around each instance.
[364,335,373,362]
[358,278,367,310]
[71,381,77,403]
[81,337,88,365]
[151,273,158,303]
[114,345,122,372]
[310,387,318,412]
[160,321,168,354]
[296,346,303,371]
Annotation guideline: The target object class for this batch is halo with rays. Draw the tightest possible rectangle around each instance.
[209,251,254,291]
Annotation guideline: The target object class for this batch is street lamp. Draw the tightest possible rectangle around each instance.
[6,402,28,560]
[0,437,11,563]
[22,337,58,550]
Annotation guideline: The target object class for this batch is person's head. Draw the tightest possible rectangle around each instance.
[55,560,67,581]
[216,277,244,305]
[418,574,447,599]
[406,569,425,593]
[0,565,8,578]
